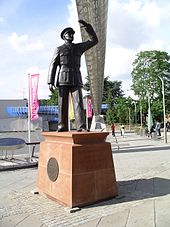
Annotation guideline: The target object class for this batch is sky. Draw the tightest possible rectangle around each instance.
[1,0,170,100]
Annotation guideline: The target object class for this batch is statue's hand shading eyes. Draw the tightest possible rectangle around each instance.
[78,20,89,27]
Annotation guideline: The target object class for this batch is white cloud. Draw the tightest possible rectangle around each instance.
[138,39,165,52]
[66,0,170,98]
[8,32,44,53]
[123,0,161,27]
[104,0,170,94]
[67,0,81,42]
[105,45,135,79]
[109,0,170,50]
[1,0,170,101]
[15,66,50,100]
[140,1,161,27]
[0,17,4,24]
[25,66,50,99]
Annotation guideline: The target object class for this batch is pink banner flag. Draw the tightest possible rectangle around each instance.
[87,97,93,118]
[29,74,39,120]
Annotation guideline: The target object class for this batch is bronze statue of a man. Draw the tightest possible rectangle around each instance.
[47,20,98,132]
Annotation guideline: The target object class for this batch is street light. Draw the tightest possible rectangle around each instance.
[157,71,170,143]
[132,100,137,127]
[138,95,143,128]
[126,99,131,131]
[146,92,153,134]
[128,107,131,131]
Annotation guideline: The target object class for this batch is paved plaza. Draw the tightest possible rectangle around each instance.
[1,131,170,226]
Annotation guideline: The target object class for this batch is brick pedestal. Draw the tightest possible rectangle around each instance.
[37,131,118,207]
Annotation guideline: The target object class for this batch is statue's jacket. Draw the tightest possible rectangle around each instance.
[47,24,98,87]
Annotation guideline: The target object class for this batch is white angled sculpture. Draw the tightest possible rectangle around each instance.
[76,0,109,130]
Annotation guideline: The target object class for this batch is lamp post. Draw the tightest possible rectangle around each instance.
[163,77,167,143]
[139,97,143,128]
[128,107,131,131]
[146,92,153,133]
[132,100,137,127]
[158,71,170,143]
[134,101,137,127]
[160,76,167,143]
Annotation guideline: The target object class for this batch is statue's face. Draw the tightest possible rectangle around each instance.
[63,31,74,42]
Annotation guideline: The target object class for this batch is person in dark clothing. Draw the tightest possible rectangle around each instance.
[47,20,98,132]
[155,120,161,136]
[111,123,115,136]
[149,125,155,138]
[166,121,170,132]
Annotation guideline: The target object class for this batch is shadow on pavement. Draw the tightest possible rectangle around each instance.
[84,177,170,209]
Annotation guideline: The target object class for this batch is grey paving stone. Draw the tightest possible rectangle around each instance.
[1,132,170,226]
[98,209,129,227]
[0,213,30,227]
[155,195,170,227]
[126,200,155,227]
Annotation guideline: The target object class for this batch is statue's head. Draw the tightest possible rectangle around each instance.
[61,27,75,41]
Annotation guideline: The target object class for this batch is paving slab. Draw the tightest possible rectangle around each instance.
[155,195,170,227]
[0,214,46,227]
[126,199,155,227]
[0,131,170,226]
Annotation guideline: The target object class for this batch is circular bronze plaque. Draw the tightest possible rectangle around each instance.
[47,157,59,182]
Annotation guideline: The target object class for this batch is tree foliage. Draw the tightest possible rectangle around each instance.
[83,76,124,102]
[131,50,170,120]
[39,90,58,105]
[103,76,124,102]
[84,75,127,123]
[105,89,116,124]
[106,95,134,124]
[131,50,170,98]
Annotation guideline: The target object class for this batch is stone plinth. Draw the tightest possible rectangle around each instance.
[37,131,118,207]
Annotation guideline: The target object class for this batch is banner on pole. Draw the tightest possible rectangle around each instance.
[29,74,39,120]
[87,97,92,118]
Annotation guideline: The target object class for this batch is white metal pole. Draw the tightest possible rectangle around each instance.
[128,107,131,131]
[134,101,137,127]
[86,97,88,130]
[27,74,32,161]
[140,98,143,128]
[161,77,167,143]
[148,94,151,131]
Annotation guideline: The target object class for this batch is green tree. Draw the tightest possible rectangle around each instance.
[151,98,163,120]
[106,96,134,124]
[105,90,116,124]
[131,50,170,98]
[39,90,58,105]
[83,76,124,102]
[103,76,124,102]
[131,50,170,120]
[114,97,129,124]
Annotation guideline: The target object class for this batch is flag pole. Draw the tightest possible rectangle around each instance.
[86,97,88,130]
[28,73,31,161]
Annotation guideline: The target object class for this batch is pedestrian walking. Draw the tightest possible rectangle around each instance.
[155,120,161,136]
[120,124,125,137]
[111,123,115,136]
[149,124,155,138]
